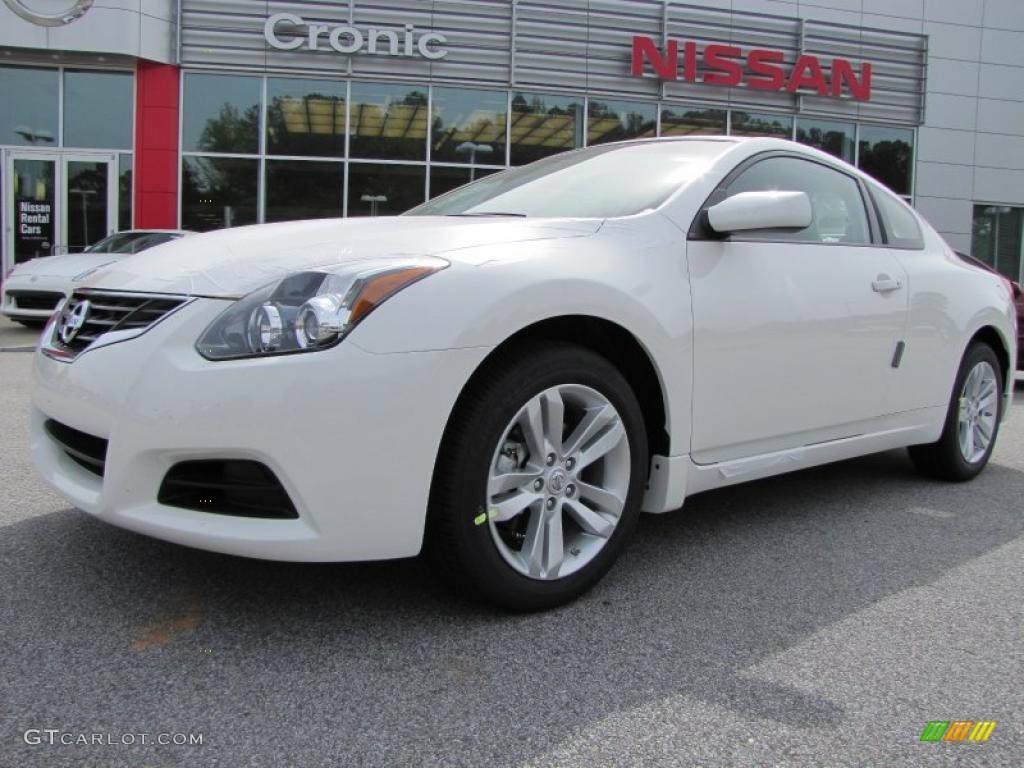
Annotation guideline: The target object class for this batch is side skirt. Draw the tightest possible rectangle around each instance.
[642,407,946,512]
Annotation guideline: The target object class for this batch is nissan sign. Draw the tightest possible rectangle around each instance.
[631,34,872,101]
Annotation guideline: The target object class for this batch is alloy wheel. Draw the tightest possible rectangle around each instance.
[956,360,999,463]
[485,384,631,580]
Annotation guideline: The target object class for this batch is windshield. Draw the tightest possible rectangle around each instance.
[86,232,181,254]
[406,140,729,219]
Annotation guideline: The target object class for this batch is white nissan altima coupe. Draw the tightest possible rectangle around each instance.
[31,137,1016,610]
[2,230,192,327]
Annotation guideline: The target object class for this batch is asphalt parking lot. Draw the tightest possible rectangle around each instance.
[1,316,1022,767]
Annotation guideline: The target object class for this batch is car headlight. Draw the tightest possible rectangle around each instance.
[196,257,447,361]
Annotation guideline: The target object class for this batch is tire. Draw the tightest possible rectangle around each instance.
[427,342,648,611]
[908,341,1004,482]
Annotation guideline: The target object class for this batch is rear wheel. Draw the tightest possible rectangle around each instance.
[908,342,1003,481]
[427,343,648,611]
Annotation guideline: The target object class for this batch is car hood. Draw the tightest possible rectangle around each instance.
[81,216,602,298]
[9,252,122,279]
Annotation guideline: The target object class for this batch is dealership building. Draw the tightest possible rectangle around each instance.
[2,0,1023,287]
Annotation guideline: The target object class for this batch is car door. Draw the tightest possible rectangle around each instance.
[686,154,909,464]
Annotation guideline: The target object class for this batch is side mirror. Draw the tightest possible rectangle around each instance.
[706,190,813,236]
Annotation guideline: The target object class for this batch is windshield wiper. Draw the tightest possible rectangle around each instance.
[446,212,527,217]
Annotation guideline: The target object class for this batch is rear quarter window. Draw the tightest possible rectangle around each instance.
[871,186,924,249]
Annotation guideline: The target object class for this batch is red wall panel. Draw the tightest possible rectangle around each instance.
[133,62,180,229]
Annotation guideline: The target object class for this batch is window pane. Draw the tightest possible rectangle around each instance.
[510,93,583,165]
[118,153,133,231]
[432,87,507,164]
[796,118,854,163]
[730,111,793,138]
[429,165,499,199]
[65,160,109,252]
[266,78,346,158]
[972,205,1024,281]
[181,157,258,232]
[64,70,133,149]
[660,106,726,136]
[349,82,429,161]
[725,157,871,244]
[858,125,913,196]
[265,160,343,223]
[183,74,261,154]
[872,185,924,249]
[410,141,728,219]
[587,99,656,146]
[0,66,58,146]
[348,163,425,216]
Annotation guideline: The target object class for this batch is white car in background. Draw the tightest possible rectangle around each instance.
[30,138,1017,610]
[2,230,192,327]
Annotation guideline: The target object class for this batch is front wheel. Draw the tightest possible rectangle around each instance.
[908,342,1004,481]
[427,342,648,611]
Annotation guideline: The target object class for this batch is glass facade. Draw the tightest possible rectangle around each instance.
[796,118,855,163]
[118,153,133,232]
[64,70,134,150]
[179,74,918,225]
[266,77,346,158]
[350,82,430,161]
[858,125,914,197]
[431,87,507,165]
[265,160,344,223]
[181,156,258,232]
[586,99,656,146]
[1,65,134,268]
[510,92,583,165]
[730,111,794,138]
[660,106,726,136]
[0,66,58,147]
[348,164,427,217]
[182,73,261,154]
[972,205,1023,282]
[0,65,133,152]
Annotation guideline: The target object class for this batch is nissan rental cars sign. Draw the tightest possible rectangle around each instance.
[264,13,448,60]
[2,0,92,26]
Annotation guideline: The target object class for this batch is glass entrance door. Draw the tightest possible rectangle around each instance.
[5,152,58,268]
[63,154,116,253]
[3,151,117,278]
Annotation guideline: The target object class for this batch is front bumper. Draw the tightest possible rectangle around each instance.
[31,298,489,561]
[2,273,69,320]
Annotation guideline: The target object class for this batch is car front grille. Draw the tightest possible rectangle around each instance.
[9,290,64,311]
[44,419,108,477]
[158,460,299,519]
[54,290,188,354]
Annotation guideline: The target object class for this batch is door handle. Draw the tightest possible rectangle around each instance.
[872,275,903,293]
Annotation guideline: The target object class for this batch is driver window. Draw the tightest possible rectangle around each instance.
[724,157,871,245]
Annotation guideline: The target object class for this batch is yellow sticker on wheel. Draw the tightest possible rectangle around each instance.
[474,508,500,526]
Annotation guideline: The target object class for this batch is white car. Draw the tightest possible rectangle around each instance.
[2,230,191,327]
[30,138,1017,610]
